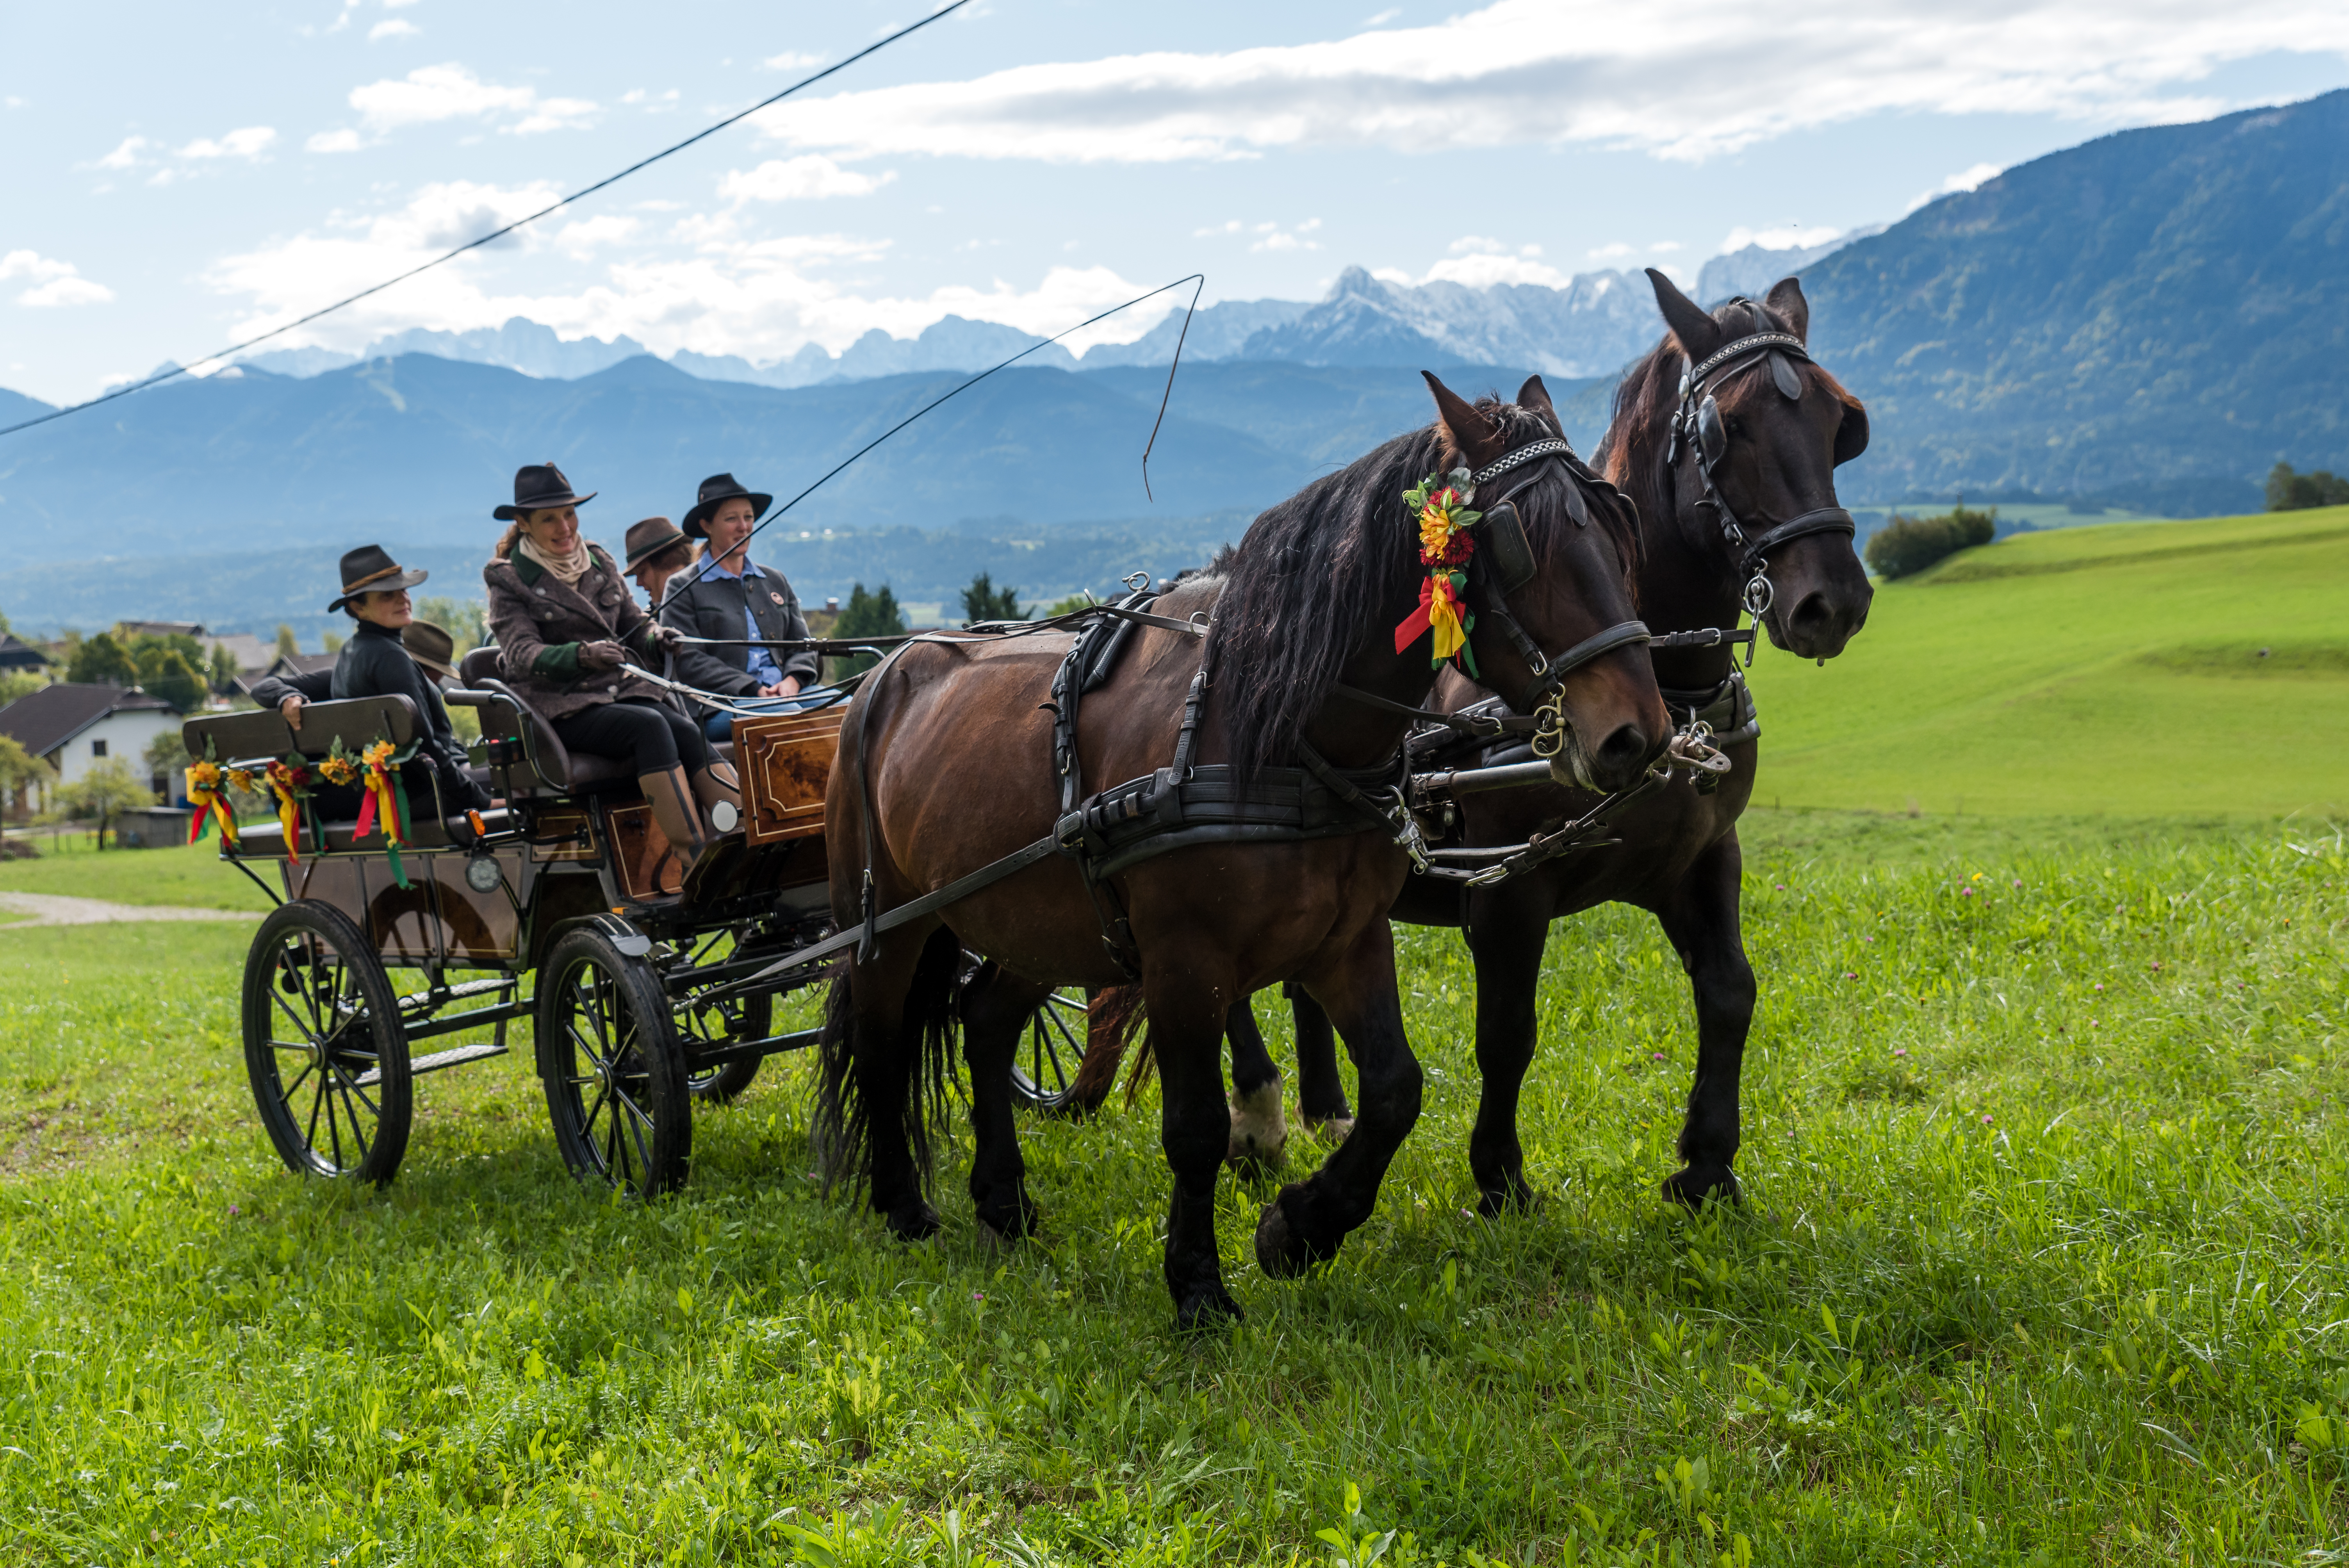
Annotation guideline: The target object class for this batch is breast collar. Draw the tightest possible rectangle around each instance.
[1664,323,1855,621]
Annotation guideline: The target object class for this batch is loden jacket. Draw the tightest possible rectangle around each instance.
[483,542,668,722]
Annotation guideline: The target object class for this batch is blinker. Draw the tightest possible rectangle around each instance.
[1695,395,1727,469]
[1481,500,1539,594]
[1768,350,1802,401]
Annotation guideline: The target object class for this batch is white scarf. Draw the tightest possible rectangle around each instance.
[518,533,593,586]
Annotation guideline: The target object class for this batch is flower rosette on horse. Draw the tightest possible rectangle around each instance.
[1392,473,1482,673]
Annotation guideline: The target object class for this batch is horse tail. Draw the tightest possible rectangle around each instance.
[1067,984,1147,1108]
[813,928,966,1199]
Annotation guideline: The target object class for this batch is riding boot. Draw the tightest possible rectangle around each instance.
[638,766,706,884]
[691,761,742,836]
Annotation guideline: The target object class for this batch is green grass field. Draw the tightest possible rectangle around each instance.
[1748,506,2349,818]
[2,509,2346,1562]
[1,814,2345,1564]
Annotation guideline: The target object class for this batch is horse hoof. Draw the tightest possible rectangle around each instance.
[1661,1167,1741,1208]
[881,1198,943,1240]
[1226,1082,1289,1174]
[1174,1285,1244,1333]
[1254,1186,1340,1279]
[1475,1181,1543,1219]
[975,1199,1041,1247]
[1304,1115,1354,1148]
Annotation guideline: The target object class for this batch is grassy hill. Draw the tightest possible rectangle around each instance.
[1747,506,2349,816]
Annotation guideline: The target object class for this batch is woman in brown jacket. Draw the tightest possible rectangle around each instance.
[484,462,740,863]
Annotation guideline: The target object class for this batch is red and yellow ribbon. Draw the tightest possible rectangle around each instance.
[1393,475,1482,675]
[351,740,411,887]
[183,760,241,850]
[264,759,308,865]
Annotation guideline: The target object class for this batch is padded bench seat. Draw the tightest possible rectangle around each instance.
[232,806,515,858]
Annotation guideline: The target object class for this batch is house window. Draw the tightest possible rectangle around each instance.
[90,739,107,758]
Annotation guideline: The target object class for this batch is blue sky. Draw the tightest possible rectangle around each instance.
[5,0,2348,404]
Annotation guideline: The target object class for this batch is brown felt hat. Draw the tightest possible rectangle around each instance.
[401,619,459,682]
[327,543,429,612]
[624,515,692,574]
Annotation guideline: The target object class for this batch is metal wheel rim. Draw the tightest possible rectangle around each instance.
[1010,990,1088,1108]
[257,930,385,1176]
[552,957,662,1194]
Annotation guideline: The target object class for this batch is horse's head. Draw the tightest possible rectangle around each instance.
[1638,269,1873,661]
[1425,372,1669,792]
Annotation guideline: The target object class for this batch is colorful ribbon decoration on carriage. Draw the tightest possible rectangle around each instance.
[1392,470,1483,675]
[182,759,241,850]
[263,759,310,866]
[349,738,417,888]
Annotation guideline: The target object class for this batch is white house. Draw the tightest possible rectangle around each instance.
[0,682,184,818]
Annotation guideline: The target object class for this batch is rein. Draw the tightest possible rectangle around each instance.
[1665,321,1855,647]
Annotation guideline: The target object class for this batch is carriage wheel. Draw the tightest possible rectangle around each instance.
[1009,990,1098,1115]
[536,928,691,1196]
[241,900,413,1185]
[683,991,769,1105]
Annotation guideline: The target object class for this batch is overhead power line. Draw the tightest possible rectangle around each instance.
[0,0,970,441]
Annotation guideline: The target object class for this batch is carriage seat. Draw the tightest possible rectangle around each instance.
[450,646,628,791]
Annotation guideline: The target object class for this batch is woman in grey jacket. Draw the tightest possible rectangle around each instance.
[481,463,739,865]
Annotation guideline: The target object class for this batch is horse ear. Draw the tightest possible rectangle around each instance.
[1646,268,1721,363]
[1422,371,1506,466]
[1515,374,1558,429]
[1764,276,1810,343]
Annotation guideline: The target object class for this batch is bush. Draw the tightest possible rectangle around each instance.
[826,583,908,682]
[2265,462,2349,512]
[55,757,154,847]
[1865,505,1997,579]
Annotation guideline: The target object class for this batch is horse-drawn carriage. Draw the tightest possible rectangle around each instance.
[184,652,1089,1196]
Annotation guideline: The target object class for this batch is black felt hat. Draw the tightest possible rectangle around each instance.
[326,544,429,612]
[681,472,772,540]
[623,515,692,574]
[494,461,597,522]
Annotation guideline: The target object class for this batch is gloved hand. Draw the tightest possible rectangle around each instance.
[647,623,683,651]
[579,640,626,672]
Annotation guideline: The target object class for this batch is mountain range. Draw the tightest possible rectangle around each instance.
[3,88,2345,634]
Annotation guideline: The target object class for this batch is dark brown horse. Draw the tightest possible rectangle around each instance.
[1114,272,1875,1211]
[816,374,1668,1326]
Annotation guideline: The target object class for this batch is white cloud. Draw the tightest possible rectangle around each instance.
[308,128,365,153]
[764,51,824,71]
[1422,252,1567,287]
[95,135,150,170]
[200,180,1180,365]
[3,250,114,308]
[369,19,419,41]
[718,155,895,203]
[177,126,276,160]
[1719,224,1844,253]
[1363,8,1402,24]
[1251,217,1321,253]
[745,0,2349,166]
[344,62,596,139]
[1907,160,2006,211]
[1585,242,1636,261]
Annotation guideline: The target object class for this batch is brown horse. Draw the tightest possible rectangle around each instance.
[815,373,1669,1326]
[1115,272,1876,1212]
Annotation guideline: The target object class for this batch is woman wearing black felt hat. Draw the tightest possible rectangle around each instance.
[657,471,825,740]
[483,462,739,872]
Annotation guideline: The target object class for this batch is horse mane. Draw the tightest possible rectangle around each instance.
[1598,295,1865,526]
[1209,394,1635,794]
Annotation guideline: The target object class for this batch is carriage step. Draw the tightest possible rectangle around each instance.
[356,1040,509,1087]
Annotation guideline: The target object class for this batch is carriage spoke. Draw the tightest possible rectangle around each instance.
[274,1058,318,1115]
[304,1065,329,1155]
[331,1061,381,1121]
[322,1073,346,1171]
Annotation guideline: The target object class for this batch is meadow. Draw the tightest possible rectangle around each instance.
[1748,506,2349,818]
[1,508,2346,1564]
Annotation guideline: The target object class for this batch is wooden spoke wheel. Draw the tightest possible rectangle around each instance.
[1009,989,1098,1115]
[536,928,691,1196]
[241,901,412,1185]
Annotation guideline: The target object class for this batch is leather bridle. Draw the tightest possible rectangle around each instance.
[1337,433,1650,762]
[1665,321,1856,625]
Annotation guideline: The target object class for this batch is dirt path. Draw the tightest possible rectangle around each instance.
[0,892,263,929]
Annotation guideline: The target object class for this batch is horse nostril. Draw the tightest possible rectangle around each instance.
[1597,723,1648,773]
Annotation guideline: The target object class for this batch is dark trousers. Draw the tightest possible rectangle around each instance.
[552,699,710,777]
